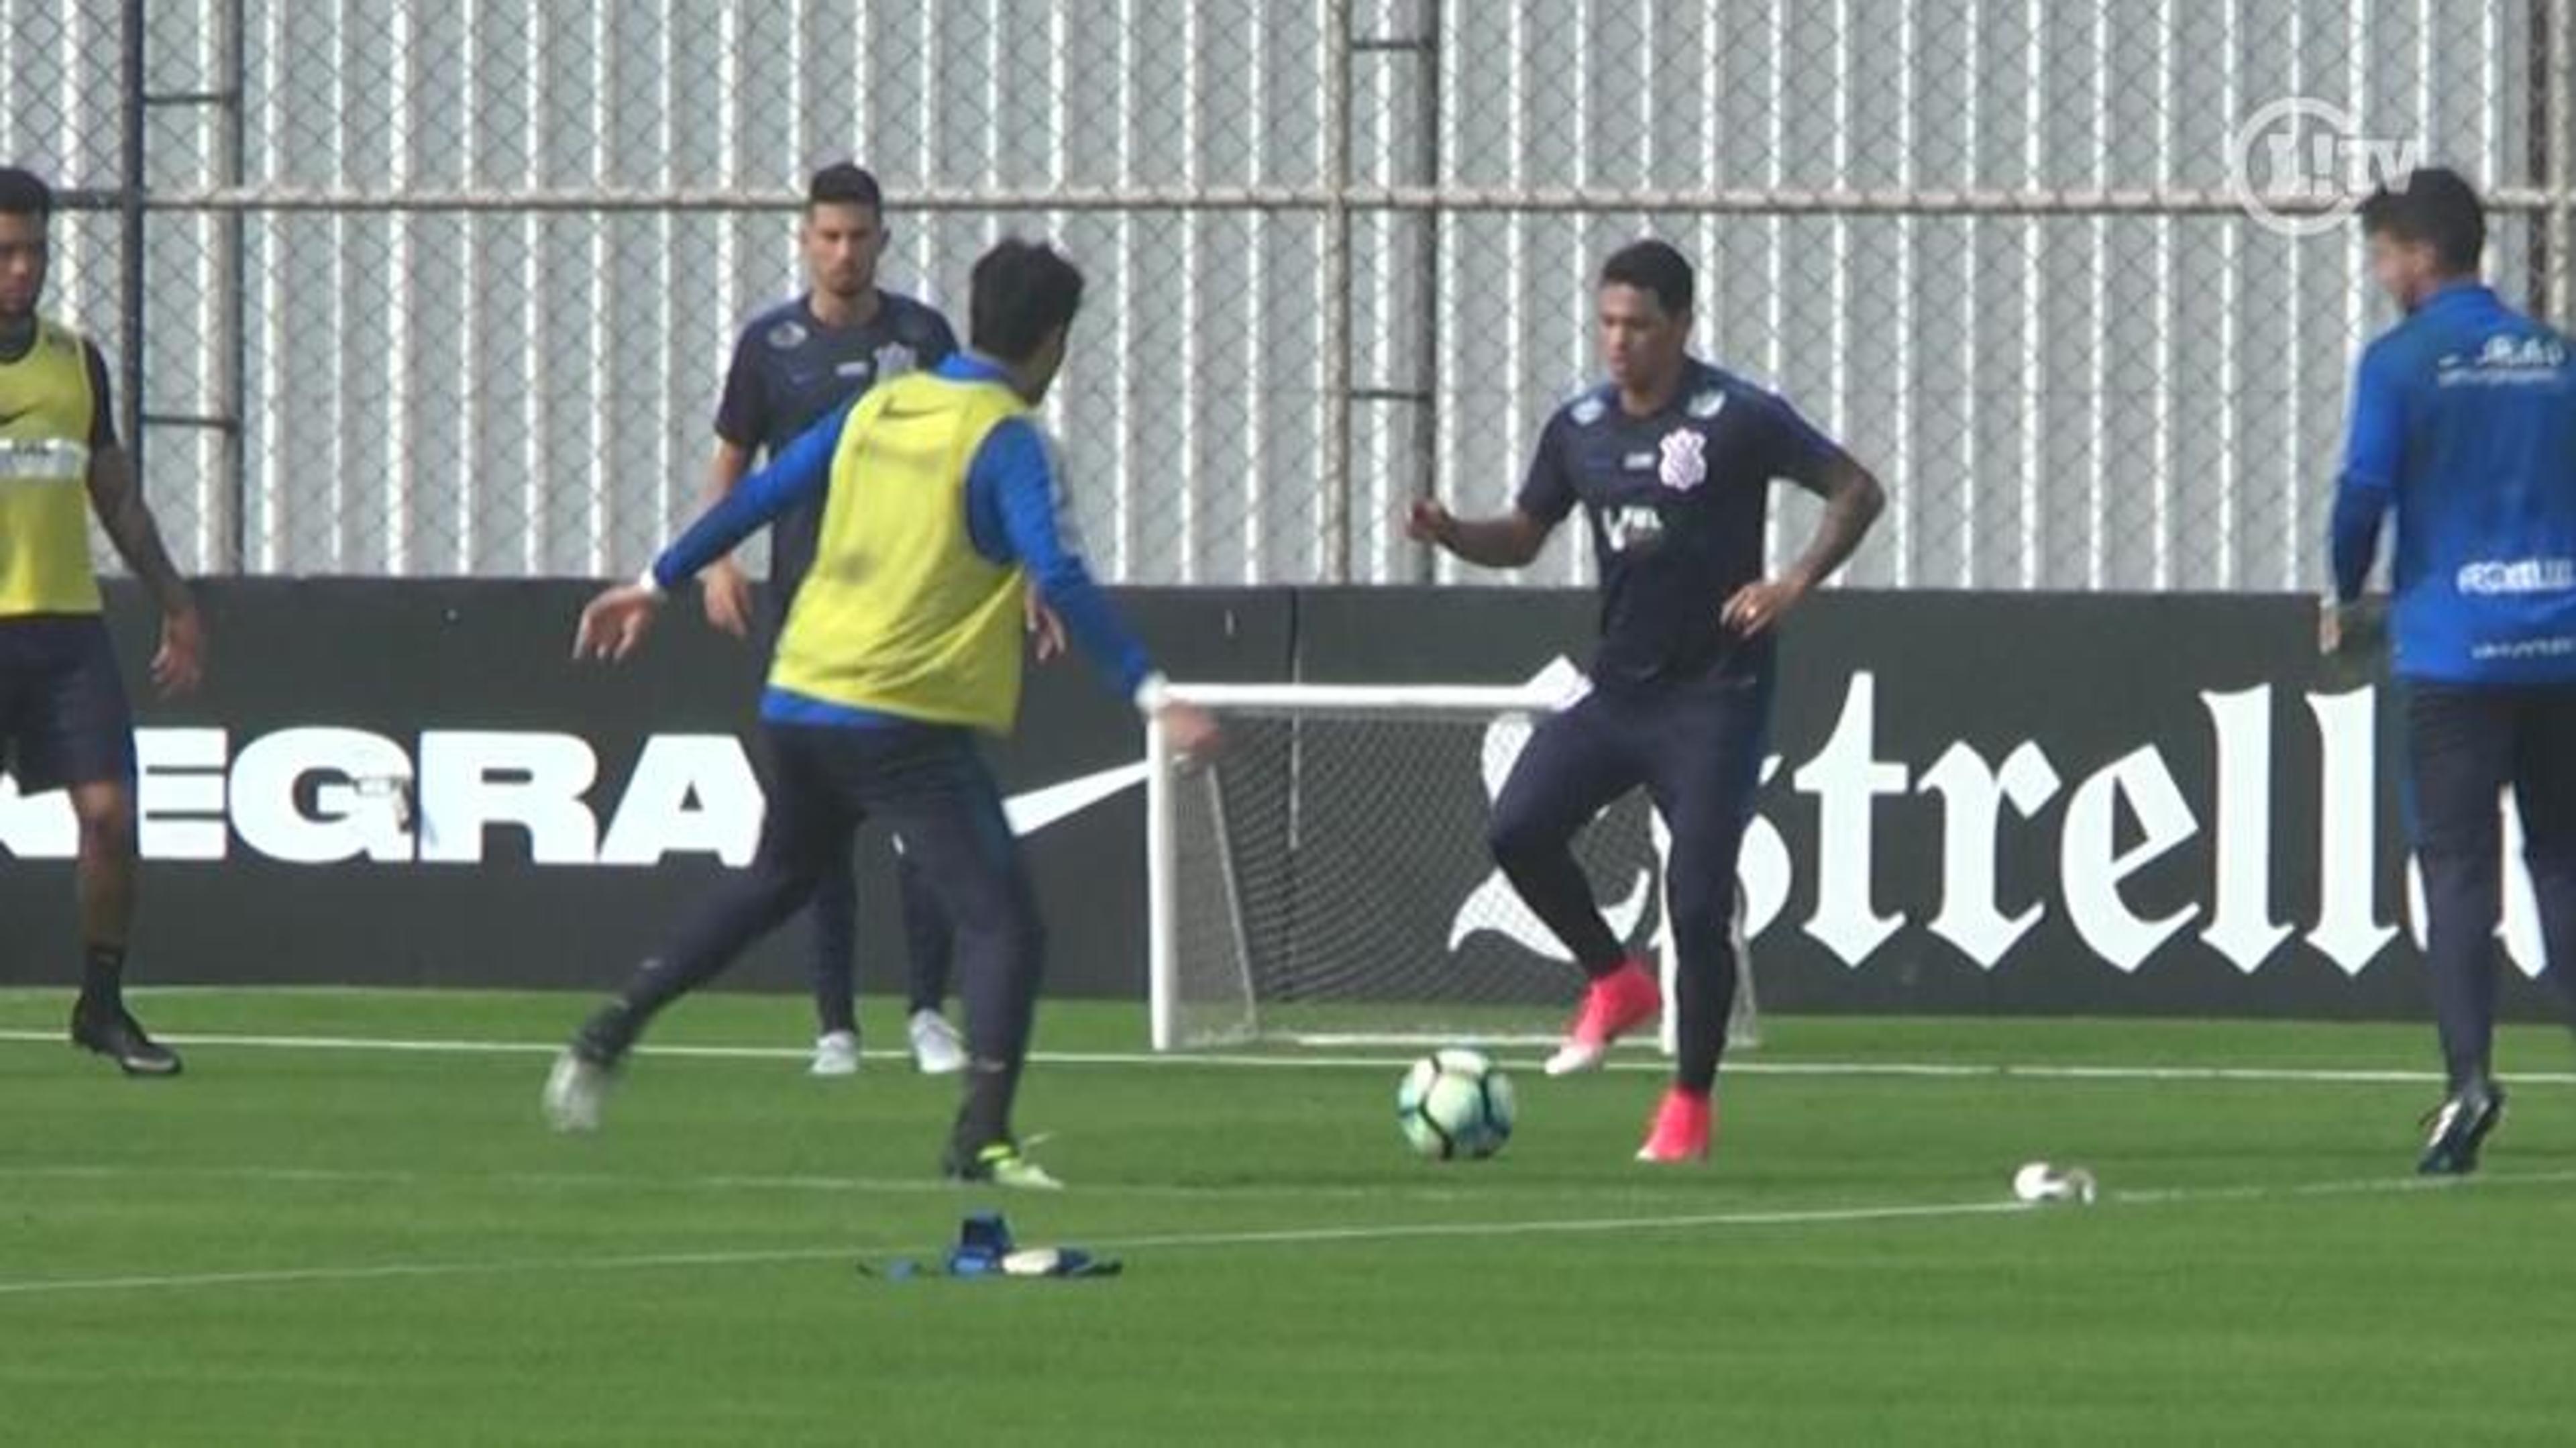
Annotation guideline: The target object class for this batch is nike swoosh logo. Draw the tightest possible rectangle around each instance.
[1003,761,1149,836]
[0,409,30,427]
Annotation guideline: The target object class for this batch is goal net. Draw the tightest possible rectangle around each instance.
[1146,676,1758,1053]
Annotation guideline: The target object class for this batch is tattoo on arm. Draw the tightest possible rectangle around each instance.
[1781,450,1885,588]
[85,447,193,615]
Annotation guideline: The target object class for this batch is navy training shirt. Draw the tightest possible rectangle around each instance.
[712,290,959,589]
[1516,358,1837,691]
[2330,282,2576,684]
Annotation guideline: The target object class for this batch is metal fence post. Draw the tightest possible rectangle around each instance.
[117,0,146,484]
[1322,0,1354,584]
[213,0,248,572]
[2552,0,2575,325]
[1407,0,1442,586]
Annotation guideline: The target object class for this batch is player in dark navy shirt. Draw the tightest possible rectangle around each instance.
[706,170,961,631]
[696,163,979,1077]
[1409,240,1884,1163]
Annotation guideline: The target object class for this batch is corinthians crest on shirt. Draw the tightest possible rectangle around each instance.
[1657,427,1708,491]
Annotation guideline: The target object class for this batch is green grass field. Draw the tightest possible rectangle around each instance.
[6,988,2576,1445]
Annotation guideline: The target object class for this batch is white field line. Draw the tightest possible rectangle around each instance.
[0,1027,2553,1087]
[0,1161,1484,1205]
[3,1167,2572,1300]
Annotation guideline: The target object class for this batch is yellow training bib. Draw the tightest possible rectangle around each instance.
[770,371,1031,732]
[0,317,103,617]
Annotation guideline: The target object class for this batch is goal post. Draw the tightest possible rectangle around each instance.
[1145,678,1760,1053]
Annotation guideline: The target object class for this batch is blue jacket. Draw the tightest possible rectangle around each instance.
[655,353,1153,725]
[2332,282,2576,683]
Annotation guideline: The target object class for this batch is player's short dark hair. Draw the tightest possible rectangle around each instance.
[1600,240,1693,317]
[970,238,1085,362]
[806,162,883,217]
[0,166,54,221]
[2359,167,2484,272]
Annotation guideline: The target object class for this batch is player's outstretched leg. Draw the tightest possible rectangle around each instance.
[2408,686,2511,1174]
[547,731,848,1131]
[545,864,824,1131]
[1487,702,1659,1076]
[64,778,179,1077]
[806,866,863,1077]
[892,843,967,1075]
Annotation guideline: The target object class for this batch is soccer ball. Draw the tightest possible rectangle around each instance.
[1396,1048,1516,1160]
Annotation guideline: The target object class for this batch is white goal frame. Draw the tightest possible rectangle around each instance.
[1145,680,1752,1053]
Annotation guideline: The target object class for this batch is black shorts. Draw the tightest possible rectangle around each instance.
[0,615,138,793]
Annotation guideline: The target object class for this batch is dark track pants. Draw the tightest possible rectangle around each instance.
[1487,669,1772,1094]
[608,721,1041,1155]
[2406,682,2576,1091]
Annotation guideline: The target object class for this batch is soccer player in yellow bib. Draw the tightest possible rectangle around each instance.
[0,168,205,1076]
[546,239,1219,1189]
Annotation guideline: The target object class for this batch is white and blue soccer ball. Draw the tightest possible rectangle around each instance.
[1396,1047,1516,1161]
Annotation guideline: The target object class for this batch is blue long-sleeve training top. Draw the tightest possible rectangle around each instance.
[651,352,1156,723]
[2330,281,2576,683]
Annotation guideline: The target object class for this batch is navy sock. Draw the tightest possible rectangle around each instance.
[810,870,859,1037]
[2421,849,2503,1092]
[951,1058,1021,1157]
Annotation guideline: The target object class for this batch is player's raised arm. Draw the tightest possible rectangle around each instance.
[573,401,846,662]
[1405,403,1576,570]
[1405,498,1554,570]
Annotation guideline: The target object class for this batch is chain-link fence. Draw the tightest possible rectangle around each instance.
[9,1,2574,590]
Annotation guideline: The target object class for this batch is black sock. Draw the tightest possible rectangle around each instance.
[79,943,126,1008]
[810,876,859,1038]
